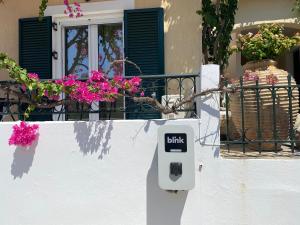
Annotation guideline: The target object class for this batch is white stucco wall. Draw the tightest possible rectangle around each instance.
[1,121,300,225]
[0,65,300,225]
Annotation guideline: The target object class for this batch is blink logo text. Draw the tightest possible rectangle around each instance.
[167,136,185,144]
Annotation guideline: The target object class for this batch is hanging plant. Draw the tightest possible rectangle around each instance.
[9,121,39,147]
[0,53,145,147]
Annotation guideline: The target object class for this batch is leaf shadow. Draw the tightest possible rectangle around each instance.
[73,121,113,159]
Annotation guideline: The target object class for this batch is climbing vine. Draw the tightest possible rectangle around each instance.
[197,0,238,74]
[38,0,48,20]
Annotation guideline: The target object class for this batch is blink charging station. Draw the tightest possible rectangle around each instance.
[158,125,195,191]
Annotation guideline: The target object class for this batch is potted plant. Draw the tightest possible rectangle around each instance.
[231,23,300,150]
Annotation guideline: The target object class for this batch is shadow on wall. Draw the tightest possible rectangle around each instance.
[10,135,39,179]
[73,121,113,159]
[147,147,188,225]
[131,120,167,144]
[144,120,167,132]
[195,93,220,158]
[195,66,220,157]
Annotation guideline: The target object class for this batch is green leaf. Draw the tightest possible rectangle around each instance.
[20,73,27,82]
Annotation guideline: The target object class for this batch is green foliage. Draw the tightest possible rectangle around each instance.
[0,53,62,118]
[236,24,300,61]
[292,0,300,13]
[197,0,238,73]
[39,0,48,21]
[0,53,27,81]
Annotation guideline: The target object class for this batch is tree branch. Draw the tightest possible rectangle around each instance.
[107,58,143,75]
[0,84,73,109]
[132,86,236,115]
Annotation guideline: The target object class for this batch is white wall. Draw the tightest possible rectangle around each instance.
[1,119,300,225]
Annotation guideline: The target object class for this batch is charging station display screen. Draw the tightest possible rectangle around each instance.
[165,133,187,153]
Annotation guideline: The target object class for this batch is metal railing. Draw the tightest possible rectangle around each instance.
[221,73,300,155]
[0,74,198,121]
[2,71,299,155]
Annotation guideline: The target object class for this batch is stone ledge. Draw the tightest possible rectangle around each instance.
[221,145,300,159]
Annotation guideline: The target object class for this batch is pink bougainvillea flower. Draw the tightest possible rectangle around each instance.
[21,84,27,92]
[63,79,76,87]
[100,81,111,91]
[62,74,77,87]
[266,74,279,85]
[44,90,49,97]
[64,0,83,18]
[140,91,145,97]
[243,70,259,82]
[28,73,39,81]
[55,80,63,85]
[90,70,106,82]
[129,76,142,86]
[20,69,142,107]
[113,75,123,84]
[9,121,39,147]
[44,90,60,101]
[130,86,139,94]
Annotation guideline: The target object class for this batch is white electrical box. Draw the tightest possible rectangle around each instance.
[158,125,195,191]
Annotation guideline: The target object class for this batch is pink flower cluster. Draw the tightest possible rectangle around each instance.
[28,73,39,81]
[21,70,143,104]
[46,71,143,104]
[71,72,141,103]
[243,70,259,82]
[266,74,279,85]
[243,70,279,85]
[44,90,60,101]
[9,121,39,147]
[64,0,83,18]
[120,76,142,94]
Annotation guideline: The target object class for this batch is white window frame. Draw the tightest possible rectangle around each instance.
[45,0,134,121]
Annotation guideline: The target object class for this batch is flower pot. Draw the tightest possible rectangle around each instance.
[230,60,299,151]
[220,109,240,139]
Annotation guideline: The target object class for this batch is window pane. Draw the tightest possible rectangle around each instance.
[98,23,124,120]
[65,26,89,79]
[98,23,123,77]
[65,26,89,120]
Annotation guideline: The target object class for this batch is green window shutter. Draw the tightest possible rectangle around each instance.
[19,16,53,121]
[124,8,165,119]
[19,16,52,79]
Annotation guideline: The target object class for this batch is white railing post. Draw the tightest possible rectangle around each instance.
[196,65,220,152]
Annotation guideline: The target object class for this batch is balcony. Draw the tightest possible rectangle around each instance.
[0,74,198,121]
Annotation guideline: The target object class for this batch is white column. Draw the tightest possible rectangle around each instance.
[196,64,220,154]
